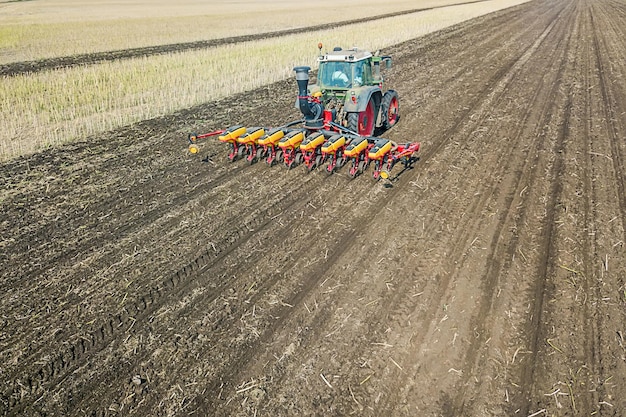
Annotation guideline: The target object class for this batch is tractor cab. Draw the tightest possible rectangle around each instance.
[316,48,379,90]
[315,47,392,92]
[294,46,398,137]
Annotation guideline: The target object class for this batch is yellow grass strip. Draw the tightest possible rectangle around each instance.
[0,0,529,161]
[0,0,465,63]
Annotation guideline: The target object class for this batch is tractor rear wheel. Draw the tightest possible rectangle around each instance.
[348,98,375,136]
[381,90,400,130]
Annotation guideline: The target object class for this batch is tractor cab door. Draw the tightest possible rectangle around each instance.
[352,59,372,87]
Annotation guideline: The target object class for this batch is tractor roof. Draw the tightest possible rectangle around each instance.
[318,47,372,63]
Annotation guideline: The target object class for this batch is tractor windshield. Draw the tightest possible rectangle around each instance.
[318,60,369,89]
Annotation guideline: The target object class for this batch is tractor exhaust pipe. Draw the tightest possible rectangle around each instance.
[293,66,322,126]
[294,66,310,98]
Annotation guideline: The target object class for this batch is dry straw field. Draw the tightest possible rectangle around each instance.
[1,0,528,160]
[1,0,482,61]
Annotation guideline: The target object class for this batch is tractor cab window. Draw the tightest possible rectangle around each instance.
[319,59,372,88]
[319,61,353,88]
[352,60,371,87]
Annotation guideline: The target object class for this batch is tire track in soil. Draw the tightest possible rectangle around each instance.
[0,160,297,375]
[0,0,493,77]
[580,2,626,413]
[444,2,577,413]
[514,45,574,417]
[574,6,603,412]
[2,169,328,415]
[54,174,369,416]
[590,1,626,251]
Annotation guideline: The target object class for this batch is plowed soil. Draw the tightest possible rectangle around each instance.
[1,0,626,416]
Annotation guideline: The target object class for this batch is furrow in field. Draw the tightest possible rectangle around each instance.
[585,0,626,411]
[367,3,575,414]
[439,1,578,414]
[515,83,571,416]
[510,2,626,415]
[511,5,583,415]
[569,4,606,413]
[590,1,626,236]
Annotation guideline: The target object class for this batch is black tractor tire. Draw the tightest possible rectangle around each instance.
[347,112,359,135]
[381,90,400,131]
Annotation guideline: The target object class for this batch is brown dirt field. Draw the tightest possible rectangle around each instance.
[1,0,626,416]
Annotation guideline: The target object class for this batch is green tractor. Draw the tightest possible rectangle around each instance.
[188,45,409,176]
[294,45,400,136]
